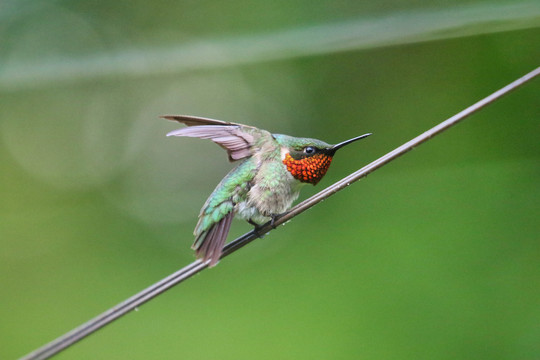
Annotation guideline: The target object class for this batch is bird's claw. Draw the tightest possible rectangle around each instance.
[270,215,278,229]
[248,214,280,238]
[247,219,264,238]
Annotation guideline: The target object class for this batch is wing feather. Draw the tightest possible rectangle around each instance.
[161,114,242,127]
[194,211,234,267]
[163,115,256,162]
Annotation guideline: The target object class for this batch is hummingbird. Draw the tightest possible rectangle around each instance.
[163,115,371,266]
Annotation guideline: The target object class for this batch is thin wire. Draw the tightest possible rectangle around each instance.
[20,66,540,360]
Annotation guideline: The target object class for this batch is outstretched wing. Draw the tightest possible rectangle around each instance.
[161,114,243,127]
[163,115,257,162]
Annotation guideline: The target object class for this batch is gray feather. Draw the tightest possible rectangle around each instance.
[167,125,255,162]
[195,211,234,267]
[161,114,240,127]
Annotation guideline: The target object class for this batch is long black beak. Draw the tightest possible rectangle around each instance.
[329,133,372,155]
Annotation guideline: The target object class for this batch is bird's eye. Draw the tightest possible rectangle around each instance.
[303,146,316,155]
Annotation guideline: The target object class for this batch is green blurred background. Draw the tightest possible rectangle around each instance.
[1,0,539,359]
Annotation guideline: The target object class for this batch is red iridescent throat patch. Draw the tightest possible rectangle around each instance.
[283,152,333,184]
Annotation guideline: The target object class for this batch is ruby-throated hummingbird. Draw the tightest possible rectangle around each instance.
[163,115,371,266]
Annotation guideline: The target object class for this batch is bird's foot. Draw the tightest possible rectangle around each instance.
[247,219,265,238]
[270,215,279,229]
[248,215,280,237]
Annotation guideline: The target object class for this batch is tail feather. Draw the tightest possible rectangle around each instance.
[193,211,234,267]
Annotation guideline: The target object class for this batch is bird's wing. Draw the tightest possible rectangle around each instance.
[163,115,261,162]
[161,114,243,127]
[193,210,234,267]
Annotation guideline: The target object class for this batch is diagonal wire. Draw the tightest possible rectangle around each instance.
[19,66,540,360]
